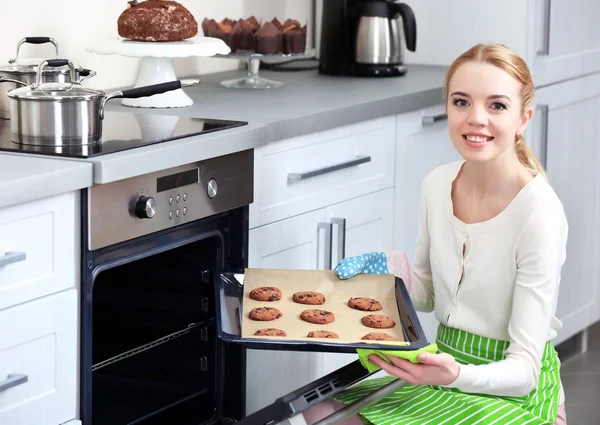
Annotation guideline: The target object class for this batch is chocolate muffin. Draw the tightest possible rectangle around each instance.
[255,21,282,55]
[203,18,234,48]
[282,23,306,54]
[118,0,198,42]
[231,19,257,52]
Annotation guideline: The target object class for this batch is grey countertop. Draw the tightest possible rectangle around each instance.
[0,64,447,204]
[0,153,93,209]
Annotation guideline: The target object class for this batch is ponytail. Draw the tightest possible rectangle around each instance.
[515,135,547,181]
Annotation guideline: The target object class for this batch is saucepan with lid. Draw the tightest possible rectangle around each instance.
[7,59,200,146]
[0,37,97,119]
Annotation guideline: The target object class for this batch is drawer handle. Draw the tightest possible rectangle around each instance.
[421,112,448,127]
[0,373,28,392]
[287,156,372,182]
[0,251,26,268]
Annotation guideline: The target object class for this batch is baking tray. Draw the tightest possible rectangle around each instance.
[215,272,429,352]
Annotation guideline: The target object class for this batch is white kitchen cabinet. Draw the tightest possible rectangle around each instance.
[531,73,600,344]
[0,191,79,310]
[61,421,81,425]
[249,116,395,229]
[246,189,396,414]
[402,0,600,87]
[393,105,462,344]
[0,289,78,425]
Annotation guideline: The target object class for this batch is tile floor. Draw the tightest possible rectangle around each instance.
[559,321,600,425]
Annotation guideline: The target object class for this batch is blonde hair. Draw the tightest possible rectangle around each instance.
[443,44,547,181]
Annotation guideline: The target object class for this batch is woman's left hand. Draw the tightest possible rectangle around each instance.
[368,352,460,386]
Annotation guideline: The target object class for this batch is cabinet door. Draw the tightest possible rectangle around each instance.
[246,209,329,415]
[394,106,462,344]
[530,0,600,86]
[319,189,395,376]
[532,74,600,344]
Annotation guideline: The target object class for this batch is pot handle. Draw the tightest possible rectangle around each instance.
[0,77,28,87]
[78,69,97,84]
[100,79,200,118]
[35,59,76,87]
[9,37,60,64]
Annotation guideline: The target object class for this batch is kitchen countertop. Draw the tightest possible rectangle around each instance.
[0,63,447,203]
[0,153,93,209]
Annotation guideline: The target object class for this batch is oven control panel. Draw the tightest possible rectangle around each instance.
[88,149,253,250]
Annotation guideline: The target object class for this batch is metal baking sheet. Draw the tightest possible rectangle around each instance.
[216,269,429,352]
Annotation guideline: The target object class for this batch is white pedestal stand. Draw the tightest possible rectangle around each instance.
[85,37,230,108]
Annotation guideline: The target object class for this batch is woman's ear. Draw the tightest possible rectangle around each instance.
[517,107,534,136]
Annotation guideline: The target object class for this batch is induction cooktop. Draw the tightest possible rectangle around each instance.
[0,110,248,158]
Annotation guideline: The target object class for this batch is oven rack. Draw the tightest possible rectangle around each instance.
[92,320,213,372]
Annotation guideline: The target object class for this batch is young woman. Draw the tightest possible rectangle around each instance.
[303,44,569,425]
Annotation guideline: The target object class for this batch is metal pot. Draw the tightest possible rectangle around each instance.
[0,37,97,119]
[7,59,200,146]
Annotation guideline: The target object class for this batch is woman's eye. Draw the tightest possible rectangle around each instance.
[491,102,507,110]
[452,98,468,107]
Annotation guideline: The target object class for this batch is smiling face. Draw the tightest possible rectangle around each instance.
[446,61,532,164]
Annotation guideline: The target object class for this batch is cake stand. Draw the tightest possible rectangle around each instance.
[85,36,230,108]
[216,50,315,89]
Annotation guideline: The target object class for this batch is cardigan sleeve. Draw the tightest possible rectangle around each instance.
[445,206,568,397]
[409,179,435,312]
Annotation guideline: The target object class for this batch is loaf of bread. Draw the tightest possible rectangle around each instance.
[118,0,198,42]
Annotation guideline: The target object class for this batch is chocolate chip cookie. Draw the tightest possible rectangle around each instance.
[361,332,398,341]
[348,297,383,311]
[300,309,335,325]
[293,291,326,305]
[249,286,282,302]
[249,307,283,321]
[254,328,287,337]
[307,330,339,339]
[361,314,396,329]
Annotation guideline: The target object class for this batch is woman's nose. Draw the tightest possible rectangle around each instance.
[466,106,488,126]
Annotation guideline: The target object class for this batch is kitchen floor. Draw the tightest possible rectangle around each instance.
[560,320,600,425]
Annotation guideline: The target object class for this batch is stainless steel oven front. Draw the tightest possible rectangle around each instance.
[80,149,253,425]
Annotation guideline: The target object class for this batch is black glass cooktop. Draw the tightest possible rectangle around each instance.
[0,110,248,158]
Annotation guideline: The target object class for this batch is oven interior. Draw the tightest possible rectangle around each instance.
[90,235,236,425]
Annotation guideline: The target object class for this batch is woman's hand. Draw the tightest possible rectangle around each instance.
[368,352,460,386]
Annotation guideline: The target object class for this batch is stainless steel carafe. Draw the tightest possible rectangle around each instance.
[355,0,416,66]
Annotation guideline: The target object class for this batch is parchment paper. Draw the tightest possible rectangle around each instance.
[241,268,405,344]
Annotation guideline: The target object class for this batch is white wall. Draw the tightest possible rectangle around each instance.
[2,0,312,91]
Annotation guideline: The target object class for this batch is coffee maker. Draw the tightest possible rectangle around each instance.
[319,0,417,77]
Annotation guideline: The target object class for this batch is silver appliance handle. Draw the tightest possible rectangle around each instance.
[537,104,549,169]
[0,373,28,393]
[317,222,333,270]
[331,217,346,265]
[537,0,552,56]
[314,378,408,425]
[421,112,448,127]
[0,251,26,268]
[288,156,371,182]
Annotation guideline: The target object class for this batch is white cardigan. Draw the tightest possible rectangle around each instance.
[409,161,568,401]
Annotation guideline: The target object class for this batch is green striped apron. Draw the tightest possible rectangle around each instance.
[334,324,562,425]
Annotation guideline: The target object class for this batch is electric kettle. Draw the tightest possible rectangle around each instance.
[355,0,416,67]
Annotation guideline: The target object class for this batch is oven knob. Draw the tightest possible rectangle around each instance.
[207,178,218,199]
[135,196,156,219]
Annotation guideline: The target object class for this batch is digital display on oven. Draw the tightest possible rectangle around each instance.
[157,168,199,192]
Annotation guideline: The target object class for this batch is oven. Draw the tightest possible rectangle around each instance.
[80,149,253,425]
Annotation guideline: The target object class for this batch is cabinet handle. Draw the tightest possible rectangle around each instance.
[421,112,448,127]
[537,0,551,56]
[317,222,333,270]
[0,373,28,393]
[0,251,26,268]
[331,217,346,266]
[288,156,371,182]
[537,104,549,169]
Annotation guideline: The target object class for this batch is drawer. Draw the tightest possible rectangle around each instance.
[0,289,78,425]
[250,116,395,228]
[0,192,79,310]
